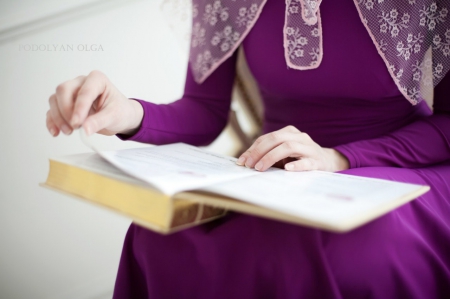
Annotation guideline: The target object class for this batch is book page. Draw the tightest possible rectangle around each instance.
[201,170,428,227]
[80,129,260,195]
[78,129,428,229]
[54,153,152,186]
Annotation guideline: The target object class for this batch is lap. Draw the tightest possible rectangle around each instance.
[113,163,450,299]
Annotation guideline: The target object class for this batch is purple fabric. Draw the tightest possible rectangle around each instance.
[113,0,450,297]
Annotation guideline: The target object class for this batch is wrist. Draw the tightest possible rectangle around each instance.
[324,148,350,172]
[119,99,144,135]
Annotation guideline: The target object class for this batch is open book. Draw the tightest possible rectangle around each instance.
[41,132,429,234]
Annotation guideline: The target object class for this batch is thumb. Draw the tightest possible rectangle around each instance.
[285,158,317,172]
[82,107,114,136]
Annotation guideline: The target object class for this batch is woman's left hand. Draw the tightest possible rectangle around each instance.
[236,125,349,172]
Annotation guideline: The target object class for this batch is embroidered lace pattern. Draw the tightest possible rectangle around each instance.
[185,0,450,105]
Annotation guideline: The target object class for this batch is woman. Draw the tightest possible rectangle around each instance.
[46,0,450,298]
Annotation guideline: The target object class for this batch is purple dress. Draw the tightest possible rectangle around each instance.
[113,0,450,298]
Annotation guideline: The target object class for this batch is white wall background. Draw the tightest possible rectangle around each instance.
[0,0,238,298]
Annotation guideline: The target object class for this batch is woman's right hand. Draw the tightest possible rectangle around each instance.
[46,70,143,137]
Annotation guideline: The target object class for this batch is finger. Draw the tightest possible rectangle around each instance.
[72,70,108,128]
[254,142,315,172]
[82,104,114,136]
[237,125,303,167]
[285,158,319,172]
[273,157,297,169]
[239,130,304,168]
[283,125,301,133]
[48,94,73,135]
[46,110,60,137]
[54,76,85,125]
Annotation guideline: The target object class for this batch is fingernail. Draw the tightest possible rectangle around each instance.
[84,125,92,136]
[255,161,263,171]
[71,115,79,127]
[236,156,246,165]
[285,163,294,171]
[61,124,72,135]
[245,157,253,168]
[49,128,56,136]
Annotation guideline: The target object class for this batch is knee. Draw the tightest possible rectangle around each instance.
[322,210,433,298]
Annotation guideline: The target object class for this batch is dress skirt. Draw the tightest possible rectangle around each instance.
[112,162,450,299]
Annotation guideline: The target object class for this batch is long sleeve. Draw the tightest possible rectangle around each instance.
[334,72,450,169]
[118,51,238,146]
